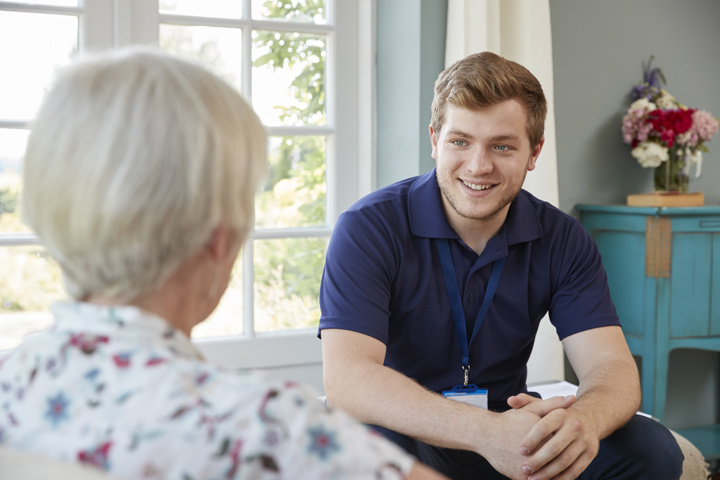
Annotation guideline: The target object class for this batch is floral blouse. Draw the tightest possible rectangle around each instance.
[0,302,415,479]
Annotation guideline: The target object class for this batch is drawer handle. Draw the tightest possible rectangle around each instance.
[699,220,720,229]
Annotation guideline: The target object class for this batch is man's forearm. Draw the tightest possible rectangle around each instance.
[325,356,495,453]
[571,357,641,440]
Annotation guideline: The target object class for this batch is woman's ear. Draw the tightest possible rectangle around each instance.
[206,225,231,261]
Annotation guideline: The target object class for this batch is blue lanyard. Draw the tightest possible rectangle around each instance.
[436,239,505,385]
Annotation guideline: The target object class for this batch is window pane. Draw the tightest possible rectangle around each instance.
[0,246,63,351]
[0,129,29,234]
[159,0,242,19]
[256,136,326,229]
[0,11,77,120]
[253,237,325,332]
[191,253,244,339]
[252,0,326,25]
[252,30,326,126]
[1,0,78,6]
[160,24,242,91]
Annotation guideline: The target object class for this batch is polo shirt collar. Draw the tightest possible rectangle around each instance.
[408,167,543,247]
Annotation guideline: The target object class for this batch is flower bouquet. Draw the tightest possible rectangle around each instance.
[622,56,718,195]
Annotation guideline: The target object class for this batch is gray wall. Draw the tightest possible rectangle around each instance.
[551,0,720,431]
[550,0,720,213]
[376,0,447,188]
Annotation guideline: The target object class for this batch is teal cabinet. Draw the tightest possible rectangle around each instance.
[576,205,720,427]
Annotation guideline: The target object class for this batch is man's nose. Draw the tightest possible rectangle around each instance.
[467,148,493,174]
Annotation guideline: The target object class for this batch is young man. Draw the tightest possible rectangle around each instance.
[319,52,683,480]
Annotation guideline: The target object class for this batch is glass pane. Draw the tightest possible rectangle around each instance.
[1,0,78,6]
[159,0,242,18]
[0,11,78,120]
[252,30,326,126]
[191,252,244,338]
[256,136,326,229]
[0,246,63,351]
[252,0,326,24]
[160,24,242,91]
[253,237,326,332]
[0,129,30,234]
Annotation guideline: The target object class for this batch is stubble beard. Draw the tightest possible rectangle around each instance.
[436,171,525,223]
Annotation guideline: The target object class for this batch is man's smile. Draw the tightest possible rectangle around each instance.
[461,179,494,191]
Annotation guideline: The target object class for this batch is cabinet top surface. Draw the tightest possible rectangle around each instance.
[575,204,720,216]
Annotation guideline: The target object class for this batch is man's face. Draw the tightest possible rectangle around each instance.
[430,100,543,226]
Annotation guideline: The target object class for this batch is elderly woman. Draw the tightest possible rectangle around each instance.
[0,48,444,480]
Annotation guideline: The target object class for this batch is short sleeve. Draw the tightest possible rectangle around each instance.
[548,218,621,339]
[319,209,399,344]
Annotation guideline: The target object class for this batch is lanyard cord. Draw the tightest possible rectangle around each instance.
[436,239,506,385]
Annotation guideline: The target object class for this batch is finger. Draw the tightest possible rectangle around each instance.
[524,443,594,480]
[519,412,564,455]
[524,395,575,417]
[521,428,575,475]
[507,393,538,409]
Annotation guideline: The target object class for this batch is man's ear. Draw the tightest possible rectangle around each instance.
[429,125,439,161]
[527,137,545,172]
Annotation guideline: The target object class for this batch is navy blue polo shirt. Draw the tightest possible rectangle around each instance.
[319,168,619,411]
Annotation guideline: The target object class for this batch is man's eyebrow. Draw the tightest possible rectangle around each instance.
[445,129,475,139]
[488,133,522,142]
[445,129,521,143]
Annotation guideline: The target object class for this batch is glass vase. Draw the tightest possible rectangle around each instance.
[654,147,689,193]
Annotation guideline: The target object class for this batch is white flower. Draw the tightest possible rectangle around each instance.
[631,141,669,168]
[689,149,703,177]
[656,90,676,109]
[630,98,656,112]
[689,149,702,164]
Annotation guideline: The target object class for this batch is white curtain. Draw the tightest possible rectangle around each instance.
[445,0,564,383]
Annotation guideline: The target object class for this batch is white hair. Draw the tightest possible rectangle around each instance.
[22,47,268,301]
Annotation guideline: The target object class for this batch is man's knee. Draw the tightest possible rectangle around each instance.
[592,415,684,479]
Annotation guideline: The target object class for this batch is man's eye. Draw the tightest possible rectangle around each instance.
[495,145,509,151]
[452,140,467,146]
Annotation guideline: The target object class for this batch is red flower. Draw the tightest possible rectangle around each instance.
[112,353,131,368]
[78,441,112,470]
[647,108,696,147]
[69,334,109,355]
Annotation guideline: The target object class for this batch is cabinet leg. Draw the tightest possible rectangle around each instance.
[653,349,670,422]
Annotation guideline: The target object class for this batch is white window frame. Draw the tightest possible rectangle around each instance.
[0,0,376,384]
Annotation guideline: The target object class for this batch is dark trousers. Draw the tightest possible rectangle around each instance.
[371,414,684,479]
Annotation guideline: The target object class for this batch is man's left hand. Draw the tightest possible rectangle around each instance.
[507,393,599,480]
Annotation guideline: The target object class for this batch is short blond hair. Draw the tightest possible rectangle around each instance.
[430,51,547,148]
[22,47,268,301]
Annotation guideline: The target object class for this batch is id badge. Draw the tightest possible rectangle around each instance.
[442,384,488,409]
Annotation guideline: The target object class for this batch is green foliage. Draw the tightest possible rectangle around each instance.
[0,247,64,314]
[251,0,327,330]
[257,136,326,228]
[0,188,17,215]
[253,30,325,125]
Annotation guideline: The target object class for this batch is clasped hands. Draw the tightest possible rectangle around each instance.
[484,393,600,480]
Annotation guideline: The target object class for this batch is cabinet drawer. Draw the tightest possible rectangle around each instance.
[668,232,720,338]
[670,216,720,233]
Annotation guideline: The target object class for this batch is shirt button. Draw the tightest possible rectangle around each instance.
[468,293,475,303]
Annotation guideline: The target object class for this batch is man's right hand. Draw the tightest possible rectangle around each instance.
[480,395,576,480]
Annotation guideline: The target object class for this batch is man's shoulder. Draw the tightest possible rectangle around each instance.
[519,190,573,223]
[346,175,419,214]
[507,190,588,252]
[516,190,581,234]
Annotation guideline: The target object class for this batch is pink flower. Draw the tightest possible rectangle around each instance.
[677,110,719,147]
[622,108,654,147]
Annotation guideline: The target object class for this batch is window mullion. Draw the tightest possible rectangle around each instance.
[81,0,112,51]
[243,234,255,338]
